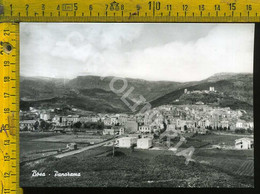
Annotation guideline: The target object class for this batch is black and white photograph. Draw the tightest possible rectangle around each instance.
[19,23,254,187]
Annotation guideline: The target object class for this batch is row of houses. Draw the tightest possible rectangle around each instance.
[164,116,253,131]
[115,136,253,150]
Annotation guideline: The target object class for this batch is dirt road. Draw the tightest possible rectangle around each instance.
[55,137,117,158]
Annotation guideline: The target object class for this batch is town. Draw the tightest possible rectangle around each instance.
[20,87,254,152]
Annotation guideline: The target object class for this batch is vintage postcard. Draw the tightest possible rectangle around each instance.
[19,23,254,187]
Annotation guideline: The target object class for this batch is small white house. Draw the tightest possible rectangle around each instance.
[236,121,245,128]
[235,138,253,149]
[103,128,117,135]
[117,137,137,148]
[209,87,215,92]
[137,138,152,149]
[119,127,125,135]
[66,143,77,150]
[139,125,152,133]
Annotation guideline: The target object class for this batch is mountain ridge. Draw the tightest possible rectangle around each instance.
[20,72,253,113]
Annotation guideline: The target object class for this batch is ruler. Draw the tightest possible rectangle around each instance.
[0,0,259,194]
[0,23,21,194]
[0,0,259,22]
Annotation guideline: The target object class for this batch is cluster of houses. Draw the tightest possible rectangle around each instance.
[20,100,254,150]
[20,102,253,134]
[157,104,253,132]
[184,86,217,95]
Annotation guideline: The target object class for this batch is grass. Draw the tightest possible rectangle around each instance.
[20,131,60,140]
[160,132,254,178]
[192,148,253,177]
[20,146,253,187]
[190,133,243,146]
[20,132,68,161]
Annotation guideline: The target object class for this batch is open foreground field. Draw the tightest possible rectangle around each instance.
[20,132,68,161]
[181,133,254,177]
[20,145,254,187]
[20,132,110,162]
[20,132,254,187]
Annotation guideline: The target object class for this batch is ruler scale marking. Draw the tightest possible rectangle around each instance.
[0,1,259,194]
[0,23,21,194]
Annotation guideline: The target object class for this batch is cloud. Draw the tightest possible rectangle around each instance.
[20,23,254,81]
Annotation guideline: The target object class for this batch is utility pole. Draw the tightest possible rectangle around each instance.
[112,132,115,157]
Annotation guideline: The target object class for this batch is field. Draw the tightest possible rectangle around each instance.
[181,133,254,177]
[32,134,108,144]
[20,132,68,162]
[20,147,253,187]
[190,133,253,146]
[192,149,253,177]
[20,132,68,153]
[20,132,112,162]
[20,132,254,187]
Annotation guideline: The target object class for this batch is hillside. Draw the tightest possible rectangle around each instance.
[21,75,193,102]
[201,73,253,104]
[20,76,70,101]
[150,73,253,115]
[20,88,134,113]
[67,76,196,102]
[20,73,253,113]
[20,75,196,113]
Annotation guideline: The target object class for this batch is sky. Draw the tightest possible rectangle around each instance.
[20,23,254,82]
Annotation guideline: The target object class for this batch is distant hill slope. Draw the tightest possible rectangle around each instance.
[150,73,253,113]
[201,73,253,104]
[20,75,196,113]
[21,75,193,102]
[20,76,70,101]
[20,88,134,113]
[67,76,197,102]
[20,73,253,113]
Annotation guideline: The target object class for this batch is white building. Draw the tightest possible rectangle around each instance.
[248,122,254,129]
[111,117,118,125]
[139,125,152,133]
[235,138,253,149]
[20,120,36,131]
[209,87,215,92]
[91,116,100,122]
[119,127,124,135]
[67,115,80,125]
[137,138,152,149]
[40,113,50,121]
[104,118,112,126]
[236,121,244,128]
[117,137,137,148]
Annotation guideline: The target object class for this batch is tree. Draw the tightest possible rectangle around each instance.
[97,121,104,130]
[34,121,39,130]
[38,120,52,131]
[240,128,246,134]
[73,121,82,128]
[23,126,28,131]
[247,128,253,134]
[235,128,246,134]
[130,144,135,153]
